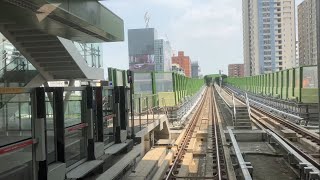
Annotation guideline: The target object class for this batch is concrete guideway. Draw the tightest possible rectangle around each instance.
[216,83,320,179]
[225,85,320,166]
[164,87,229,180]
[96,90,206,180]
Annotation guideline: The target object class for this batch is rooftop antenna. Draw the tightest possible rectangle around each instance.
[144,11,151,28]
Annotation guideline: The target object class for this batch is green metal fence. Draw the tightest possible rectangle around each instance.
[133,72,203,107]
[225,65,318,103]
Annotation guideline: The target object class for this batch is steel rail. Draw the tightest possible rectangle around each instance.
[222,86,320,169]
[250,106,320,145]
[223,86,319,145]
[212,87,222,180]
[165,88,208,180]
[165,86,226,180]
[227,127,253,180]
[250,109,320,169]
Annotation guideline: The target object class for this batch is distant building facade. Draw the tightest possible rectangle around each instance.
[154,39,172,72]
[191,61,200,78]
[128,28,172,72]
[172,63,185,75]
[171,51,191,77]
[228,64,244,77]
[242,0,296,75]
[128,28,157,72]
[298,0,319,66]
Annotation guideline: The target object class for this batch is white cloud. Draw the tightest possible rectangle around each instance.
[164,0,243,74]
[101,0,302,75]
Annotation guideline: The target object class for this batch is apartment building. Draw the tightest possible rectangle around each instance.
[243,0,296,75]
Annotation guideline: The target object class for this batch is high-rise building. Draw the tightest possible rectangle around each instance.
[298,0,319,66]
[295,41,299,67]
[128,28,157,72]
[228,64,244,77]
[171,51,191,77]
[154,39,172,72]
[242,0,296,76]
[191,61,200,78]
[128,28,172,72]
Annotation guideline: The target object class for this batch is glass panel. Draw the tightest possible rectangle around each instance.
[64,91,82,127]
[65,129,87,167]
[283,72,287,86]
[0,93,31,136]
[116,71,123,86]
[0,92,33,179]
[134,73,152,94]
[288,70,293,87]
[20,102,32,130]
[102,88,114,146]
[155,73,173,92]
[73,42,102,68]
[46,0,123,39]
[295,68,300,88]
[46,93,56,164]
[302,66,318,88]
[0,144,33,179]
[64,90,86,167]
[0,39,37,87]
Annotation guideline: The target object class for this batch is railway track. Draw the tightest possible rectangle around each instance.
[164,87,228,180]
[222,85,320,169]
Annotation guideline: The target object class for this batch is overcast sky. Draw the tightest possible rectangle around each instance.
[101,0,304,76]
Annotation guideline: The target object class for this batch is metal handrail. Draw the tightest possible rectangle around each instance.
[228,128,253,180]
[232,93,237,126]
[245,92,251,118]
[73,41,102,68]
[0,56,19,72]
[130,93,170,131]
[227,85,304,121]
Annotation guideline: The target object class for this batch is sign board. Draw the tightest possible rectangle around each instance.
[0,88,24,94]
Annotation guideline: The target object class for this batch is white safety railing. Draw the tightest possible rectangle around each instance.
[232,93,237,126]
[228,128,253,180]
[245,92,251,119]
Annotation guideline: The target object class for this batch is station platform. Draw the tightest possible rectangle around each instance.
[95,114,171,180]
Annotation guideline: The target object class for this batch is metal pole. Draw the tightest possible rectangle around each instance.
[139,97,141,131]
[129,71,135,139]
[146,97,149,125]
[152,95,155,122]
[316,0,320,129]
[18,101,21,132]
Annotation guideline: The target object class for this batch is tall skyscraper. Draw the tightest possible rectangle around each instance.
[298,0,319,66]
[172,51,191,77]
[154,39,172,72]
[128,28,157,72]
[242,0,296,76]
[128,28,172,72]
